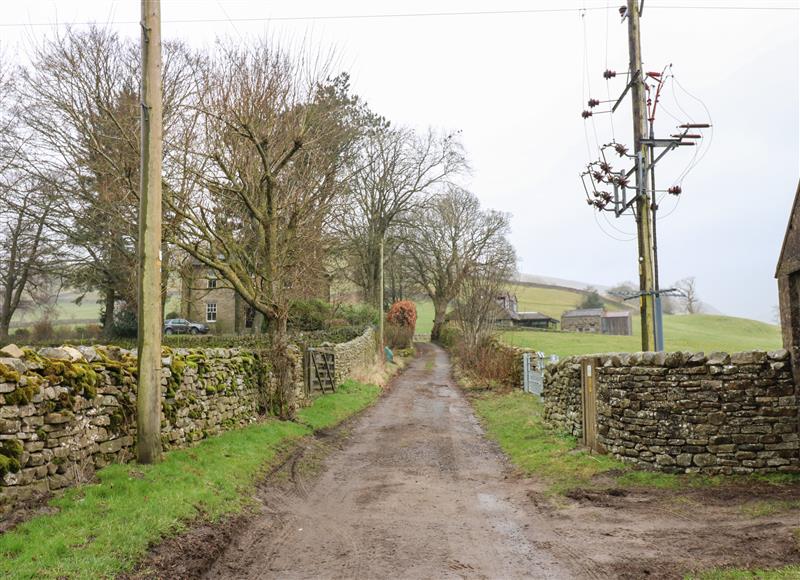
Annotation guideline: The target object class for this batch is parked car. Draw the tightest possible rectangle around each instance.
[163,318,210,335]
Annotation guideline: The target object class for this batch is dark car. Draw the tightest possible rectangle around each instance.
[163,318,210,335]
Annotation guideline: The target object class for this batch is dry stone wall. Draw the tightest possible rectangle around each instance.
[332,326,377,386]
[542,349,799,475]
[0,343,303,517]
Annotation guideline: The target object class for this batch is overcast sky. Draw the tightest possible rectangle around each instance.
[3,0,799,323]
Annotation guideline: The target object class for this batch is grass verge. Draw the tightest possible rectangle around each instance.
[0,379,384,579]
[471,390,799,494]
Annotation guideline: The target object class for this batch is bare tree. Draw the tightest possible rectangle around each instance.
[454,270,514,353]
[0,175,64,340]
[170,41,363,417]
[402,187,517,341]
[676,276,700,314]
[334,126,466,308]
[19,26,194,336]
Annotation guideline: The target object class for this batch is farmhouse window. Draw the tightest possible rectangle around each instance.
[206,302,217,322]
[207,276,217,289]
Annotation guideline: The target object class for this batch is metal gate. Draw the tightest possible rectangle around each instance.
[581,358,600,452]
[305,347,336,395]
[522,352,546,395]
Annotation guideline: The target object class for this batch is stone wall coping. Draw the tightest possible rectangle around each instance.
[546,349,789,372]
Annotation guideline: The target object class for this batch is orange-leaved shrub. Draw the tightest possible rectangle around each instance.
[385,300,417,349]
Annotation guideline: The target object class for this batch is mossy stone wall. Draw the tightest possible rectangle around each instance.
[542,350,800,475]
[0,344,301,518]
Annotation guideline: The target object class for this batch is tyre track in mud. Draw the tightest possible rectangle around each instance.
[203,342,574,579]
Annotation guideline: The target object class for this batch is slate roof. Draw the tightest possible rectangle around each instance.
[562,308,604,318]
[603,310,632,318]
[517,311,558,322]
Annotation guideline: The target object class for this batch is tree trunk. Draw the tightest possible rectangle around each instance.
[430,298,448,342]
[0,318,9,342]
[102,287,116,338]
[269,313,295,421]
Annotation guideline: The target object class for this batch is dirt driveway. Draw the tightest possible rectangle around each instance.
[204,342,573,579]
[137,342,799,579]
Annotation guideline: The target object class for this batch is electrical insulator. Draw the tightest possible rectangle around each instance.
[599,161,612,173]
[586,199,594,206]
[588,98,600,108]
[618,6,627,17]
[582,110,592,119]
[614,143,628,156]
[668,186,682,195]
[603,69,617,80]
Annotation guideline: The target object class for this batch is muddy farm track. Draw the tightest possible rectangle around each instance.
[134,343,800,579]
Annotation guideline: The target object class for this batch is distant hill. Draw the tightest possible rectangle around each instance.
[502,314,781,357]
[514,273,722,315]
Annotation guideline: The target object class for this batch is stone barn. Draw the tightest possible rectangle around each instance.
[776,179,800,379]
[561,308,604,333]
[561,308,632,335]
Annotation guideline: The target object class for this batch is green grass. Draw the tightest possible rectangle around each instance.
[298,379,381,431]
[512,283,627,319]
[413,300,436,337]
[0,379,383,579]
[10,291,181,329]
[502,314,781,357]
[690,565,800,579]
[470,390,797,494]
[738,499,800,518]
[472,390,623,493]
[412,283,625,339]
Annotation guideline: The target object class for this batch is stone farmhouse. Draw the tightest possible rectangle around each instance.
[494,292,559,330]
[180,260,331,334]
[561,307,632,335]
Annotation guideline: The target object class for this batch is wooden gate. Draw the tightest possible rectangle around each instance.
[305,348,336,395]
[581,358,600,453]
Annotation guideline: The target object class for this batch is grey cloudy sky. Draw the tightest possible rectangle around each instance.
[3,0,799,323]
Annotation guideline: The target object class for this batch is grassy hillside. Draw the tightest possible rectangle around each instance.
[413,283,629,339]
[512,283,629,319]
[502,314,782,357]
[412,285,780,356]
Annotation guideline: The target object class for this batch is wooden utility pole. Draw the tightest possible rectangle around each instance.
[626,0,658,351]
[137,0,163,464]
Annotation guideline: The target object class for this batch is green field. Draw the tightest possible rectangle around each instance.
[512,283,628,318]
[11,291,182,329]
[412,283,781,356]
[412,284,624,338]
[502,314,781,357]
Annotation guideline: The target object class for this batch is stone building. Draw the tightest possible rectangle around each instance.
[561,308,604,333]
[180,261,331,334]
[776,179,800,379]
[561,308,632,335]
[494,292,558,329]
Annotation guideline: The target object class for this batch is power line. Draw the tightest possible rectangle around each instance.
[0,4,797,28]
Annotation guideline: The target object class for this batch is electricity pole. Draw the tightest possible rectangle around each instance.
[626,0,657,352]
[580,1,708,352]
[137,0,163,464]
